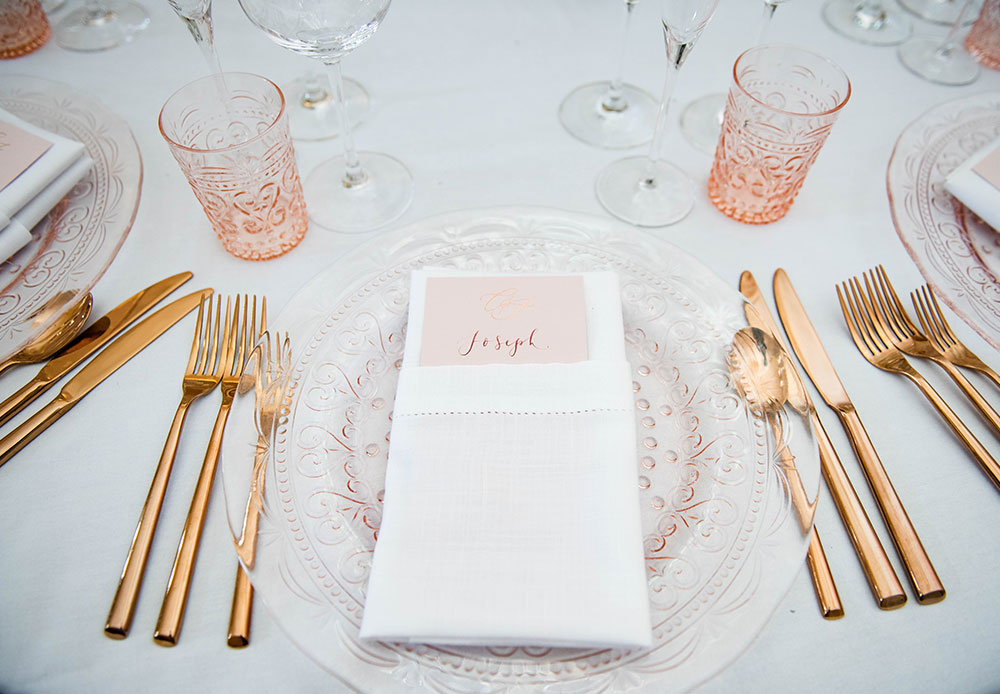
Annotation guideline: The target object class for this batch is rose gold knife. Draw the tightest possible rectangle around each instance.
[773,268,944,604]
[741,271,905,610]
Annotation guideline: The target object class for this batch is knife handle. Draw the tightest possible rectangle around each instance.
[0,375,52,429]
[227,566,253,648]
[805,528,843,619]
[838,407,945,604]
[0,397,70,468]
[105,399,192,639]
[812,411,906,609]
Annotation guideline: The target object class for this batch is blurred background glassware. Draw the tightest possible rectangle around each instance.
[54,0,149,51]
[166,0,222,74]
[900,0,982,24]
[237,0,411,233]
[41,0,65,12]
[965,0,1000,70]
[159,72,308,260]
[283,70,368,141]
[708,44,850,224]
[0,0,51,59]
[595,0,720,227]
[559,0,658,149]
[823,0,911,45]
[898,0,980,84]
[680,0,792,155]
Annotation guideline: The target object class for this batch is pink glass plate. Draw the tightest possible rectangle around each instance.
[219,207,820,693]
[887,92,1000,349]
[0,75,141,362]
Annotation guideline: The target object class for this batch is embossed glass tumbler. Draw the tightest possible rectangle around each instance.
[0,0,50,59]
[708,45,850,224]
[965,0,1000,70]
[159,73,308,260]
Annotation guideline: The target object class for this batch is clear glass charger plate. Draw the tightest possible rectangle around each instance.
[888,92,1000,350]
[219,207,819,694]
[0,75,142,362]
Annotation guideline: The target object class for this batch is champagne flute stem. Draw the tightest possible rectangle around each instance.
[936,0,974,55]
[184,15,224,76]
[603,0,639,112]
[323,59,365,186]
[642,39,685,181]
[855,0,888,29]
[301,71,329,108]
[759,0,778,43]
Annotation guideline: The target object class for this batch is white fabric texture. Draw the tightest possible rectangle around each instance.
[945,135,1000,231]
[360,269,652,649]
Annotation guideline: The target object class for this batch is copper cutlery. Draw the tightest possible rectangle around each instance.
[0,291,93,375]
[775,269,945,605]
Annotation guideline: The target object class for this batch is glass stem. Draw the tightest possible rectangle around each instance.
[759,1,778,43]
[936,0,974,56]
[854,0,887,29]
[603,0,639,112]
[182,13,224,77]
[323,59,366,187]
[301,71,331,109]
[642,41,684,186]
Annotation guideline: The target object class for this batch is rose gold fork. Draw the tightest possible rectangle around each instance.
[106,295,224,639]
[154,295,258,646]
[839,277,1000,494]
[865,266,1000,439]
[911,285,1000,390]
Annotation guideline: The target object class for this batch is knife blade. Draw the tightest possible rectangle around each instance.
[773,268,945,604]
[740,271,905,610]
[0,272,194,428]
[0,288,212,469]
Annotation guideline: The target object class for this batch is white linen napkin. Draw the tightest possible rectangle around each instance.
[360,269,652,649]
[945,135,1000,232]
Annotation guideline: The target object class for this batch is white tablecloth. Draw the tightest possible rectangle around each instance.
[1,1,999,692]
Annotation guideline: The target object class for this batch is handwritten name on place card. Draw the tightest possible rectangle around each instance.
[0,121,52,192]
[420,275,589,366]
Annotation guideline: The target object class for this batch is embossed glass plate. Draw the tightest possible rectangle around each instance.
[888,92,1000,350]
[0,75,142,362]
[220,207,819,693]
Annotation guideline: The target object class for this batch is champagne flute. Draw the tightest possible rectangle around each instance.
[166,0,221,74]
[898,0,980,83]
[559,0,658,149]
[596,0,719,227]
[283,70,369,141]
[822,0,912,45]
[54,0,149,51]
[237,0,411,233]
[680,0,791,155]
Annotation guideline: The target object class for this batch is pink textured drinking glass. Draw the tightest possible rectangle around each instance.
[159,73,308,260]
[708,45,851,225]
[0,0,51,59]
[965,0,1000,71]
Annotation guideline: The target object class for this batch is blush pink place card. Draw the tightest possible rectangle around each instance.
[0,121,52,192]
[420,275,588,366]
[973,143,1000,190]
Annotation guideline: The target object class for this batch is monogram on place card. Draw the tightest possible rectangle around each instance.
[973,143,1000,191]
[420,275,589,366]
[0,121,53,192]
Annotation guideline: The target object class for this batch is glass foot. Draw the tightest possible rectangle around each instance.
[559,82,658,149]
[284,75,369,142]
[304,152,413,233]
[899,0,979,25]
[596,155,694,227]
[822,0,911,45]
[898,36,980,84]
[680,92,726,155]
[54,0,149,51]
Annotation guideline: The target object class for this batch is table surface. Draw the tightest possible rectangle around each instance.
[2,0,1000,692]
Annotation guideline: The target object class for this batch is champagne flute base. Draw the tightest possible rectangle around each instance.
[898,36,980,84]
[559,82,658,149]
[285,75,368,142]
[305,152,412,234]
[680,92,726,155]
[596,156,694,227]
[822,0,911,45]
[54,0,149,51]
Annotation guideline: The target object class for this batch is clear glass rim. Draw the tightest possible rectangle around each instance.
[158,71,287,155]
[732,43,852,118]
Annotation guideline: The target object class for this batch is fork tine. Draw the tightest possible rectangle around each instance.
[869,268,906,341]
[912,288,945,350]
[927,288,959,347]
[876,265,921,335]
[845,279,879,355]
[863,271,904,343]
[221,296,237,373]
[195,296,214,375]
[186,297,207,373]
[853,277,893,351]
[838,282,874,357]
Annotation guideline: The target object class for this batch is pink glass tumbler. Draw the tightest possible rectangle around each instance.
[708,45,851,225]
[965,0,1000,71]
[0,0,51,59]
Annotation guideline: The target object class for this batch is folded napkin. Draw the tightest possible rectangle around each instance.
[360,269,652,649]
[946,135,1000,231]
[0,108,90,260]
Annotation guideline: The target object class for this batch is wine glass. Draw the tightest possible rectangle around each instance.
[899,0,981,24]
[165,0,222,74]
[559,0,658,149]
[898,0,980,83]
[680,0,791,155]
[54,0,149,51]
[237,0,411,233]
[596,0,720,227]
[283,70,369,141]
[822,0,912,45]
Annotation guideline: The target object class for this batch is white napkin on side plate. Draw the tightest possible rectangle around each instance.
[360,269,652,650]
[946,135,1000,232]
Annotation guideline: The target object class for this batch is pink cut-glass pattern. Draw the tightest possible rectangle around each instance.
[965,0,1000,71]
[0,0,50,59]
[159,73,308,261]
[708,45,851,225]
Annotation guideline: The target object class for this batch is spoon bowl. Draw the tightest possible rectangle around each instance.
[0,292,94,375]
